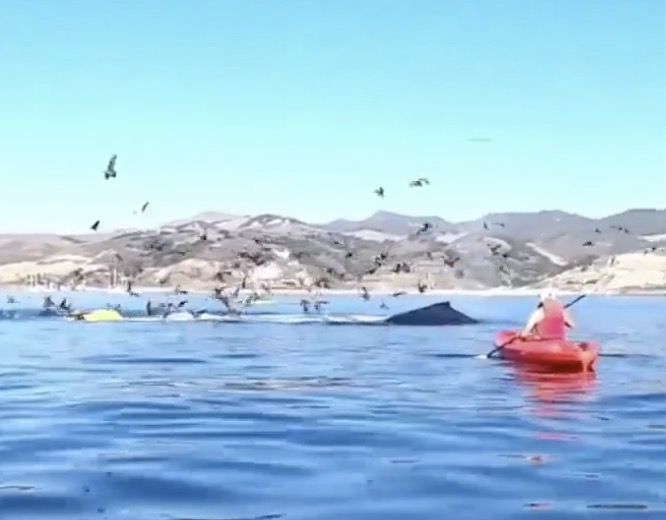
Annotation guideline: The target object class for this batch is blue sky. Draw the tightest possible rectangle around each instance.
[0,0,663,233]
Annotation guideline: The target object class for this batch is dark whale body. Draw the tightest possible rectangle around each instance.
[386,301,478,326]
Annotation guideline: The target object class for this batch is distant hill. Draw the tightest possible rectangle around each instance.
[0,207,664,293]
[321,208,666,261]
[163,211,246,227]
[457,210,596,239]
[322,208,666,240]
[596,209,666,236]
[323,210,457,236]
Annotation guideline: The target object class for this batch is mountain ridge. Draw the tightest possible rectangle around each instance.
[1,207,664,238]
[0,206,664,294]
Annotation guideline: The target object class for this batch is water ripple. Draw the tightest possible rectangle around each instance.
[0,294,664,519]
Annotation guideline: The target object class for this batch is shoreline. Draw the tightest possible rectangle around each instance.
[2,284,665,298]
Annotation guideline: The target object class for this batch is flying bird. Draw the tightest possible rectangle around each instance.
[416,222,432,234]
[104,154,117,180]
[408,177,430,187]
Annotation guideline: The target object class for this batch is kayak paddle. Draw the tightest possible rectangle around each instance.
[562,294,586,308]
[477,293,588,360]
[477,333,520,359]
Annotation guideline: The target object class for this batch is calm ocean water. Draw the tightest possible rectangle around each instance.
[0,291,664,520]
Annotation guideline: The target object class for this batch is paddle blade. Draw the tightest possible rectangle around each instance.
[484,331,521,359]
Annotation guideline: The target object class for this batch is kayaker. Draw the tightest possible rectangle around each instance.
[520,290,575,340]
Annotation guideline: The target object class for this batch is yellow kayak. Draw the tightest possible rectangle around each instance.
[76,309,124,322]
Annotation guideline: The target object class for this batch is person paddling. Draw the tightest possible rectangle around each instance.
[520,290,575,340]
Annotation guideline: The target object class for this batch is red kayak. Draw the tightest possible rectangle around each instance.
[494,331,599,372]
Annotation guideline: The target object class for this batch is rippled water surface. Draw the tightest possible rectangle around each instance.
[1,292,665,519]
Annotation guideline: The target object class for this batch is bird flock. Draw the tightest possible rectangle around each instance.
[11,153,664,316]
[75,157,522,313]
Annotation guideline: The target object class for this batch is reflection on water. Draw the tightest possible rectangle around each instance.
[513,367,597,404]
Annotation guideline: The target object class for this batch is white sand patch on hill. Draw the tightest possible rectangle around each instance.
[544,252,666,292]
[526,242,567,265]
[643,233,666,242]
[0,255,100,282]
[344,229,404,241]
